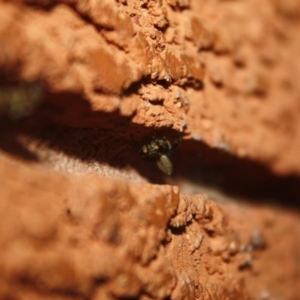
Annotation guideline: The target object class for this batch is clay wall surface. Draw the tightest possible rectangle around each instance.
[0,0,300,299]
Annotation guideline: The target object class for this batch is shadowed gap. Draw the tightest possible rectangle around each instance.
[0,91,299,210]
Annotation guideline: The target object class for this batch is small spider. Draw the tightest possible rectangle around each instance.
[138,134,181,175]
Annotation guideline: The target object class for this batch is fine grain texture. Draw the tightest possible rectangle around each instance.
[0,0,300,299]
[0,157,299,299]
[1,0,300,174]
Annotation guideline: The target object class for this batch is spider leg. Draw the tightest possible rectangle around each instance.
[170,132,182,154]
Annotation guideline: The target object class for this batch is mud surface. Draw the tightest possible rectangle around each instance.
[0,0,300,299]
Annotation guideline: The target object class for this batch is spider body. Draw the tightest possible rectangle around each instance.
[156,154,173,175]
[138,135,181,175]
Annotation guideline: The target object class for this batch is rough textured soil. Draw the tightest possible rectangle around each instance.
[0,0,300,299]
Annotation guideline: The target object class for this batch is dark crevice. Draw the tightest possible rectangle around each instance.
[182,78,204,90]
[172,139,300,209]
[122,81,142,97]
[21,0,57,11]
[169,227,187,236]
[154,79,173,89]
[0,92,300,211]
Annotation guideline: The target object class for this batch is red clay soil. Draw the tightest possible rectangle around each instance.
[0,0,300,299]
